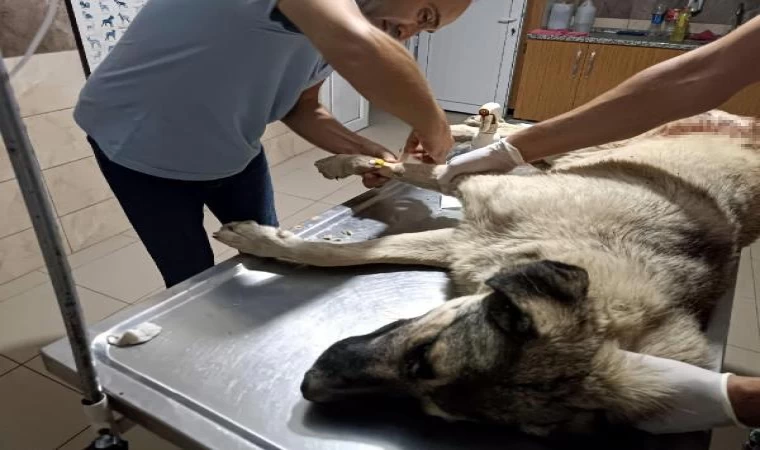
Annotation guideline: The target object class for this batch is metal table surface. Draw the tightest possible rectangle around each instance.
[43,182,735,450]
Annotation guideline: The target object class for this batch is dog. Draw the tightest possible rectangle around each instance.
[79,1,90,8]
[85,36,101,48]
[118,12,130,24]
[214,110,760,436]
[114,0,127,8]
[101,15,114,27]
[105,30,116,40]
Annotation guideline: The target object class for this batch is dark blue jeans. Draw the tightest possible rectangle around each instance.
[89,137,277,287]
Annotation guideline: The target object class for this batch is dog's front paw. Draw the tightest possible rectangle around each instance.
[315,155,382,180]
[213,221,296,259]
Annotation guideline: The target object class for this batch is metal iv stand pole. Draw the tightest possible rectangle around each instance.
[0,56,127,449]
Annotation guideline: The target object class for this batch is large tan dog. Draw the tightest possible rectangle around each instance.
[214,111,760,436]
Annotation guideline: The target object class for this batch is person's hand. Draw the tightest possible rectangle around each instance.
[359,143,398,188]
[404,127,454,164]
[622,351,745,434]
[437,139,525,190]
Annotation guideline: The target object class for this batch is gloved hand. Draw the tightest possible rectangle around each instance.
[437,139,525,190]
[623,351,744,434]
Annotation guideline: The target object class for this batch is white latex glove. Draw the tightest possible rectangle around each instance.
[437,139,525,190]
[624,351,744,434]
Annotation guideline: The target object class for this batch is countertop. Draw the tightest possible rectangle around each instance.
[527,30,707,51]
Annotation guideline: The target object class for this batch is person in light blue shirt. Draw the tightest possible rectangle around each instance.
[75,0,471,287]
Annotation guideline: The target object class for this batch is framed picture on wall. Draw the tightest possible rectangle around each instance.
[64,0,147,75]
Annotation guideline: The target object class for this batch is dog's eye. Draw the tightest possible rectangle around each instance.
[404,342,435,380]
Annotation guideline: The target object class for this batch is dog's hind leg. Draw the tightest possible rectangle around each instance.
[315,155,446,193]
[214,222,455,268]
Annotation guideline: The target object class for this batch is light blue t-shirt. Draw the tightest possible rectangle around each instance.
[74,0,332,181]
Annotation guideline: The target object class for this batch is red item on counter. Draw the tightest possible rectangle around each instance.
[529,28,590,37]
[688,30,720,41]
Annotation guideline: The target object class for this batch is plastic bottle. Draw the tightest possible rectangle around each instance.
[648,3,666,37]
[670,8,691,42]
[547,2,574,30]
[573,0,596,33]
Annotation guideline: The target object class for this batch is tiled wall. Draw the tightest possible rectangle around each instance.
[0,50,314,284]
[592,0,760,29]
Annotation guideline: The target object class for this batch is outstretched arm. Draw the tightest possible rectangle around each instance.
[283,82,397,188]
[279,0,453,163]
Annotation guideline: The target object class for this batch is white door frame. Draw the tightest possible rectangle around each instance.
[413,0,527,113]
[319,74,370,132]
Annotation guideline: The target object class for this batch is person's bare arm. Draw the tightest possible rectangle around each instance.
[282,81,396,188]
[277,0,452,162]
[511,15,760,162]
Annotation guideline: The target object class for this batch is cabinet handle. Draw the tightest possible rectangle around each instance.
[585,51,597,77]
[571,49,583,78]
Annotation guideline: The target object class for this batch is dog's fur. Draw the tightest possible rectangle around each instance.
[214,111,760,436]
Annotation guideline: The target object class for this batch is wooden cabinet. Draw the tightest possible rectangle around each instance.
[515,40,684,121]
[721,82,760,117]
[514,40,587,121]
[514,39,760,121]
[572,45,683,108]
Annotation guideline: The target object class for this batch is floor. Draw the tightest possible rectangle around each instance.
[0,111,758,449]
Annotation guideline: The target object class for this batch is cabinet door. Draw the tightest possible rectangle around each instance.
[573,45,683,108]
[721,82,760,117]
[514,40,587,121]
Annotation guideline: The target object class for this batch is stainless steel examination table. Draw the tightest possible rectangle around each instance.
[42,182,736,450]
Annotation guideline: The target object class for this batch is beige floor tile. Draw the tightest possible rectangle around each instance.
[724,345,760,376]
[72,243,164,303]
[280,202,334,230]
[0,283,126,362]
[273,166,351,201]
[270,148,328,178]
[0,355,18,376]
[122,229,140,239]
[0,270,49,303]
[710,425,750,450]
[0,367,87,450]
[25,355,81,393]
[735,248,756,302]
[202,210,229,257]
[0,227,49,284]
[320,179,369,206]
[214,248,238,265]
[274,192,316,218]
[0,179,33,239]
[357,120,410,153]
[7,51,86,118]
[44,157,113,216]
[60,198,132,252]
[261,121,290,141]
[0,142,13,183]
[728,300,760,352]
[25,108,92,171]
[40,234,138,273]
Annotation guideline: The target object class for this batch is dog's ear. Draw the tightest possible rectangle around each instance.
[484,260,589,336]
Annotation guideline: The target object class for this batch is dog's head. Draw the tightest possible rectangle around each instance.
[301,260,634,435]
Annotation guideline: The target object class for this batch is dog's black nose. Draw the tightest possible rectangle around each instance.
[301,369,334,402]
[300,369,318,400]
